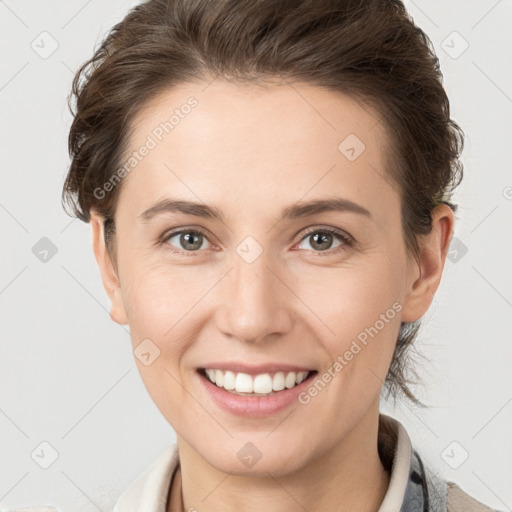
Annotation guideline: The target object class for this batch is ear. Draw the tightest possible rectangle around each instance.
[90,211,129,325]
[401,203,455,322]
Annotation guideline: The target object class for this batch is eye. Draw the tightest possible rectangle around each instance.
[160,226,353,256]
[296,227,353,255]
[162,228,211,255]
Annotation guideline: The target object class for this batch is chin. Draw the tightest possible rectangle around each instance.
[201,439,308,478]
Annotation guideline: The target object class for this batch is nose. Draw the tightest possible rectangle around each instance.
[214,248,293,344]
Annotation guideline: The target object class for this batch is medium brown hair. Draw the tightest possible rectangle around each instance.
[62,0,465,407]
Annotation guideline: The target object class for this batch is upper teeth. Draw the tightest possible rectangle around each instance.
[204,369,311,394]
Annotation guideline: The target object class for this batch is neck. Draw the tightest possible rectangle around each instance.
[169,404,390,512]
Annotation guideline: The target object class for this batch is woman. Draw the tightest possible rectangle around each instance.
[59,0,503,511]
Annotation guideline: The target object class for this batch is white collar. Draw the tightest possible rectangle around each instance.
[113,413,426,512]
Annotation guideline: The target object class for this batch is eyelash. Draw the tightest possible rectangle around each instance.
[159,226,354,257]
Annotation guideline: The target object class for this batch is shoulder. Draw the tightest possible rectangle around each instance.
[113,443,179,511]
[447,481,504,512]
[407,447,503,512]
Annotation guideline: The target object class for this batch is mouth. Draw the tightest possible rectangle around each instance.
[197,367,318,397]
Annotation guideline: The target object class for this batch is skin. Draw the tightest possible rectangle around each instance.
[90,79,454,512]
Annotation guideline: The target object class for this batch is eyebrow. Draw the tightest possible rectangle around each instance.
[138,197,372,223]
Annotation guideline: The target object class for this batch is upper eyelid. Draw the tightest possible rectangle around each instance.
[300,225,352,240]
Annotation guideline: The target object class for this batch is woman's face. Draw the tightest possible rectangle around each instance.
[92,79,440,476]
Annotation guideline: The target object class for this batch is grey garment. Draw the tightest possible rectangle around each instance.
[400,448,447,512]
[400,448,505,512]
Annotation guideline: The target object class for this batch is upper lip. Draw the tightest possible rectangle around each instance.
[199,362,316,375]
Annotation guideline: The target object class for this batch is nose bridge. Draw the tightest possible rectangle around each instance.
[233,245,272,302]
[218,240,292,342]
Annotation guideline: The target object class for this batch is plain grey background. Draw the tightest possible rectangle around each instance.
[1,0,511,511]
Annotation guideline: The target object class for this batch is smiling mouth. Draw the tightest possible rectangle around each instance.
[198,368,318,397]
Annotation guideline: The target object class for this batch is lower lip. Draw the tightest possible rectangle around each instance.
[196,370,317,418]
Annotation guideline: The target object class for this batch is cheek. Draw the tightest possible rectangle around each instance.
[121,260,214,369]
[297,252,406,385]
[301,254,405,331]
[121,265,201,422]
[121,251,191,323]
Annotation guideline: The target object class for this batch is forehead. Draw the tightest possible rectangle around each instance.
[116,79,398,225]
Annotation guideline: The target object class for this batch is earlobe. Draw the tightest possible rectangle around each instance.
[90,211,129,326]
[401,204,455,323]
[110,288,128,325]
